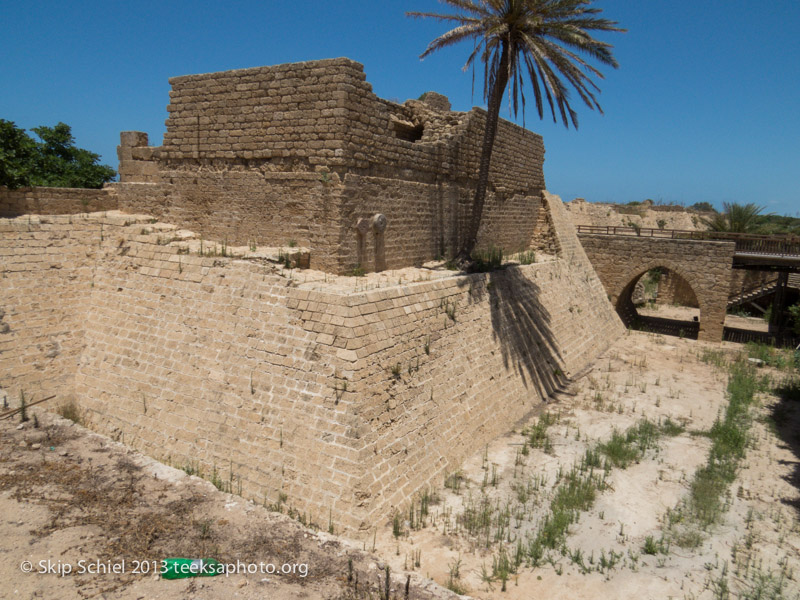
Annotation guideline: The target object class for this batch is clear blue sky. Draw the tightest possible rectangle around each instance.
[2,1,798,216]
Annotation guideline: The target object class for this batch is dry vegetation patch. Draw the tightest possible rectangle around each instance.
[0,414,459,600]
[366,332,800,599]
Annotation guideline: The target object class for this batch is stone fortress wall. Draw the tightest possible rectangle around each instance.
[0,58,626,534]
[0,191,624,533]
[113,58,549,274]
[0,186,117,217]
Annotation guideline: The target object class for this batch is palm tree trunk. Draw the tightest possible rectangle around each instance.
[457,41,510,264]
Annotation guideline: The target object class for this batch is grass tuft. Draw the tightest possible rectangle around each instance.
[56,399,83,425]
[668,362,759,546]
[470,245,504,272]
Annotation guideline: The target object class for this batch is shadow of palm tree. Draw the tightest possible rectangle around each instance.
[465,266,567,399]
[766,375,800,517]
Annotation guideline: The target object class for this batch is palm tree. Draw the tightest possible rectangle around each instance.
[408,0,624,265]
[702,202,766,233]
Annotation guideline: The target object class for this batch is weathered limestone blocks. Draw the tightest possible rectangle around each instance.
[117,131,162,183]
[655,269,700,307]
[0,193,624,533]
[115,58,549,274]
[0,187,117,218]
[418,91,451,112]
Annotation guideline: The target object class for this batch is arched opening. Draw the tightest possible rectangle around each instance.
[616,267,701,339]
[652,268,700,308]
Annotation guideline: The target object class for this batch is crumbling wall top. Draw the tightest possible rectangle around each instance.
[156,57,544,193]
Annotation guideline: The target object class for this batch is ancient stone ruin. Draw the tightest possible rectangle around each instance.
[0,59,624,534]
[112,58,551,274]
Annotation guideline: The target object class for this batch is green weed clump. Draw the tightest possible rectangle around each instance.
[668,363,759,545]
[19,391,28,423]
[642,534,669,555]
[746,342,793,370]
[700,348,727,368]
[445,557,468,594]
[774,376,800,402]
[56,399,82,425]
[470,245,503,272]
[347,265,366,277]
[597,418,683,468]
[531,466,607,552]
[524,412,557,453]
[444,470,465,494]
[392,511,404,538]
[518,417,682,559]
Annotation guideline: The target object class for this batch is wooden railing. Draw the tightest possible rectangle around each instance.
[576,226,800,257]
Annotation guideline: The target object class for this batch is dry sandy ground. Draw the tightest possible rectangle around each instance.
[0,414,457,600]
[3,330,798,600]
[363,331,800,599]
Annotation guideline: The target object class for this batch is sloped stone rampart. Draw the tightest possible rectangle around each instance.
[0,194,623,532]
[0,214,103,401]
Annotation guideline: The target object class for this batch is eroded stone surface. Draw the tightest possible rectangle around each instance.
[0,193,623,532]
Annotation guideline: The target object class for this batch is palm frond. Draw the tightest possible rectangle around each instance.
[408,0,624,259]
[418,23,485,59]
[409,0,623,129]
[703,202,769,233]
[406,11,481,25]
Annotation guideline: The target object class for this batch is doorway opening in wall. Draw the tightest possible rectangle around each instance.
[618,267,700,339]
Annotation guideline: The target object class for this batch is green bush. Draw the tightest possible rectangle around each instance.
[0,120,115,189]
[788,302,800,335]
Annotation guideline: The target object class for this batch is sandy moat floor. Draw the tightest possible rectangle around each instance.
[366,330,800,599]
[2,330,799,599]
[0,415,456,600]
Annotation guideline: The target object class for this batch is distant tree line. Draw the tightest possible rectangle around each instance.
[0,119,116,190]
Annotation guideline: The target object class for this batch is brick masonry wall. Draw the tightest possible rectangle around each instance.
[0,193,623,532]
[161,59,354,164]
[116,58,547,273]
[335,174,543,273]
[579,234,735,341]
[117,132,161,183]
[0,215,104,403]
[0,187,117,218]
[342,193,623,528]
[655,269,700,307]
[72,229,364,528]
[337,78,544,193]
[114,171,345,273]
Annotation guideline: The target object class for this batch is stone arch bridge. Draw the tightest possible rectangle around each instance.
[578,233,735,341]
[578,226,800,342]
